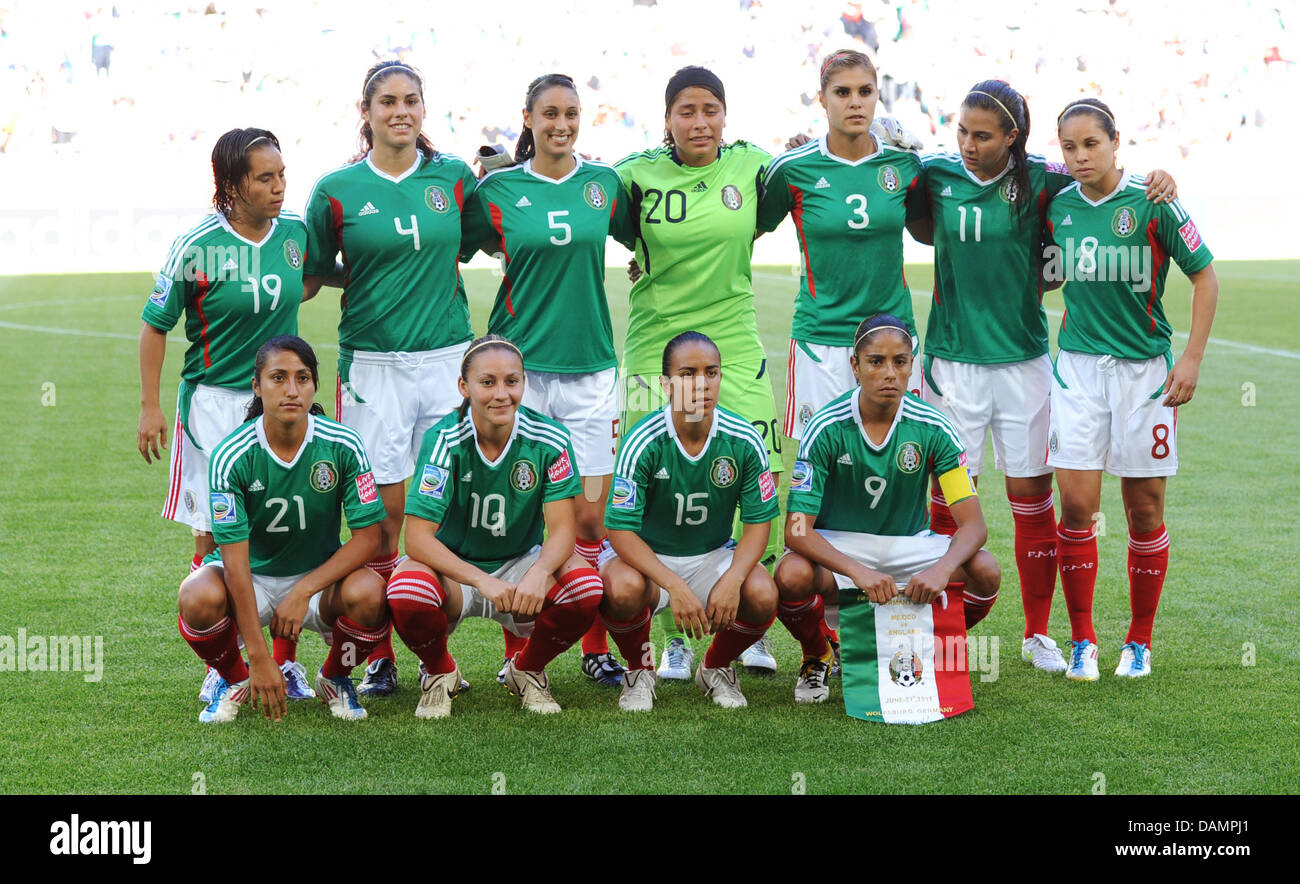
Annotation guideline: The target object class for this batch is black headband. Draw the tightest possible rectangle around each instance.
[665,67,725,111]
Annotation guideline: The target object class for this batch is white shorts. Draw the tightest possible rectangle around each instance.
[647,541,738,614]
[921,354,1053,478]
[162,383,255,532]
[337,343,469,485]
[201,562,331,639]
[521,366,619,476]
[790,529,953,589]
[452,546,545,638]
[1047,351,1178,477]
[784,338,923,440]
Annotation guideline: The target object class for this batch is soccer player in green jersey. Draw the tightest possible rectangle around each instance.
[615,65,784,678]
[386,337,604,717]
[303,61,477,695]
[598,332,780,711]
[916,80,1178,675]
[758,50,930,440]
[1044,98,1218,681]
[461,74,634,687]
[775,314,1001,705]
[177,337,390,724]
[137,128,317,702]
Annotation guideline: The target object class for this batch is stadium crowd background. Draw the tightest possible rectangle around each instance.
[0,0,1294,272]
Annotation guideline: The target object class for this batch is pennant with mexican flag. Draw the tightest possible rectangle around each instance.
[839,590,973,724]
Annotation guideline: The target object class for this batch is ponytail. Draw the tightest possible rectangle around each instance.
[515,73,578,163]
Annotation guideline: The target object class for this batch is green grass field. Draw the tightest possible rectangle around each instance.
[1,262,1296,794]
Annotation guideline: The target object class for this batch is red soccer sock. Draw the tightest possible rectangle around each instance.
[960,584,998,629]
[367,550,401,583]
[777,595,830,658]
[178,614,248,684]
[515,568,604,672]
[386,570,456,675]
[579,618,611,655]
[929,491,958,537]
[1126,524,1170,647]
[601,607,653,671]
[574,537,604,568]
[502,625,529,659]
[1010,491,1059,637]
[189,553,204,573]
[1057,524,1098,644]
[705,614,777,669]
[322,616,389,679]
[364,550,401,664]
[272,637,297,665]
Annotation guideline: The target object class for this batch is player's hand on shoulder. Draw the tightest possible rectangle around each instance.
[137,405,168,463]
[705,572,742,634]
[785,132,812,150]
[1143,169,1177,204]
[667,578,709,639]
[852,565,896,604]
[249,656,288,722]
[903,565,949,605]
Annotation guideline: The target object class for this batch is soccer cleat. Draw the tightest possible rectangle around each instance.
[695,664,748,708]
[315,670,368,720]
[618,668,657,712]
[496,658,510,685]
[794,651,833,704]
[1022,634,1068,673]
[198,676,249,724]
[415,662,464,719]
[739,634,778,673]
[198,666,222,704]
[656,637,695,681]
[501,658,562,714]
[829,635,842,678]
[356,657,398,697]
[1114,642,1153,678]
[581,652,626,687]
[1065,639,1100,682]
[280,660,317,699]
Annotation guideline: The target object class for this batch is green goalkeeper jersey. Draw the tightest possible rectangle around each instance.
[606,405,779,557]
[461,157,633,373]
[207,414,386,576]
[304,151,475,357]
[1046,172,1213,360]
[757,135,925,346]
[615,142,771,373]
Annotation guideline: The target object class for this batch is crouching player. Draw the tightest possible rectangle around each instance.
[386,336,602,718]
[598,332,780,711]
[774,314,1000,704]
[177,336,390,724]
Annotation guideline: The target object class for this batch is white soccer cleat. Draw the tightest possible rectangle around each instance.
[415,662,464,719]
[618,668,657,712]
[695,664,748,709]
[1065,639,1100,682]
[1021,634,1068,673]
[794,652,832,704]
[198,676,249,724]
[501,658,562,714]
[739,634,778,673]
[315,669,368,721]
[657,637,695,681]
[198,666,222,704]
[1114,642,1153,678]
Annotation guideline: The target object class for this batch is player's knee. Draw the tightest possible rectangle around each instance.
[1058,497,1096,530]
[177,573,226,628]
[775,552,816,601]
[965,550,1002,598]
[599,560,646,618]
[340,569,387,627]
[1124,502,1164,534]
[741,568,779,619]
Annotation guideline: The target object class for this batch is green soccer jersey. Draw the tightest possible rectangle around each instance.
[304,151,475,356]
[207,414,386,577]
[1046,172,1213,360]
[756,136,925,346]
[921,152,1074,364]
[615,142,771,373]
[606,405,779,557]
[788,391,969,536]
[461,158,633,373]
[405,406,583,573]
[142,213,305,389]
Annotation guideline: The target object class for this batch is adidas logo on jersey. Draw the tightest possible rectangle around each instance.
[222,257,238,271]
[814,177,831,189]
[940,185,953,197]
[1060,214,1073,226]
[654,467,670,479]
[358,202,379,216]
[516,196,532,208]
[837,453,853,465]
[460,471,472,482]
[691,181,708,192]
[248,479,265,492]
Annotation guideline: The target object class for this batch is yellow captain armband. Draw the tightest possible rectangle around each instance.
[937,466,976,508]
